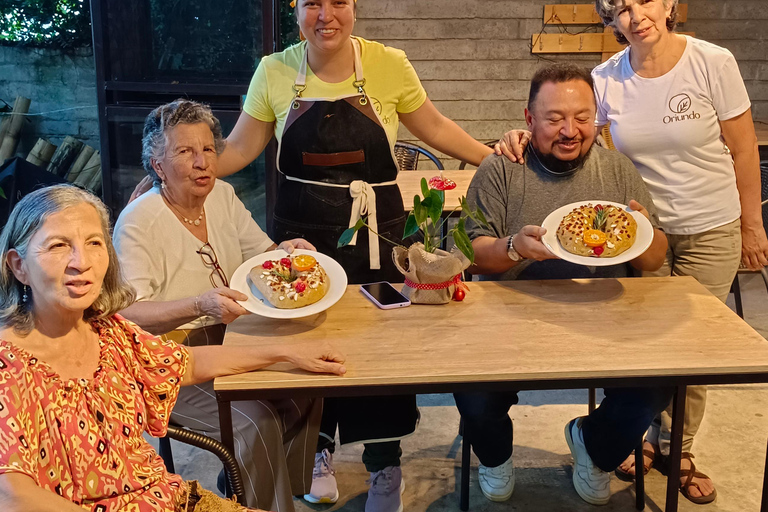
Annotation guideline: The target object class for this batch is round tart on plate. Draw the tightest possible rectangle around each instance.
[248,254,329,309]
[557,203,637,258]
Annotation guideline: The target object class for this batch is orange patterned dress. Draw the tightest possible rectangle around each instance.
[0,314,190,511]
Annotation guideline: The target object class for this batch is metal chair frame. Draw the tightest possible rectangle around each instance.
[158,425,245,502]
[394,141,444,171]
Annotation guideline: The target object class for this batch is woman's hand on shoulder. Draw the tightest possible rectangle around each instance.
[197,288,250,324]
[286,342,347,376]
[741,224,768,270]
[278,238,317,253]
[495,130,531,164]
[128,176,154,204]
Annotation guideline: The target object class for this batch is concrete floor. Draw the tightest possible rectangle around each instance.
[149,273,768,511]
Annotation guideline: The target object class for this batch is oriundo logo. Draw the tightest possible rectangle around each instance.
[668,93,692,114]
[663,93,700,124]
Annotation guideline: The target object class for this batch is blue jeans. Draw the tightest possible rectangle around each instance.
[454,386,674,472]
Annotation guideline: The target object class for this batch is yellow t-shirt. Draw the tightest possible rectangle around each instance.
[243,37,427,148]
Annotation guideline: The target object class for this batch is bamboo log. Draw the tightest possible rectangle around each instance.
[0,96,31,163]
[47,136,84,177]
[85,170,103,196]
[66,144,95,182]
[26,138,58,167]
[73,150,101,188]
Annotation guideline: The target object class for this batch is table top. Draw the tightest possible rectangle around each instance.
[215,276,768,395]
[397,170,476,212]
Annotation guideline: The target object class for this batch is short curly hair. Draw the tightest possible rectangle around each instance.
[141,99,226,186]
[595,0,679,45]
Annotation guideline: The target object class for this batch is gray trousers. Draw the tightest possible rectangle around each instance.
[164,326,321,512]
[642,219,741,454]
[171,382,321,512]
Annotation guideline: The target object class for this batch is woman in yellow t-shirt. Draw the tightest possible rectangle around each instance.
[215,1,493,510]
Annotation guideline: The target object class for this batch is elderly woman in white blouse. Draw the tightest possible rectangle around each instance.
[113,99,326,512]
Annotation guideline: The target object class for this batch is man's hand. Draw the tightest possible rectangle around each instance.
[128,176,154,204]
[514,225,557,261]
[628,199,651,220]
[278,238,317,254]
[198,288,250,324]
[287,342,347,376]
[741,223,768,270]
[495,130,532,164]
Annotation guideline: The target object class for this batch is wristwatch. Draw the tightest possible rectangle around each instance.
[507,234,523,262]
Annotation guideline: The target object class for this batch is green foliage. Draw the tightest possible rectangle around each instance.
[338,178,490,264]
[0,0,92,49]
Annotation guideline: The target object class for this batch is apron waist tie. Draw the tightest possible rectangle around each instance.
[281,172,397,270]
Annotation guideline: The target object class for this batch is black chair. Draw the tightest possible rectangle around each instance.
[157,425,245,502]
[394,141,444,171]
[730,160,768,318]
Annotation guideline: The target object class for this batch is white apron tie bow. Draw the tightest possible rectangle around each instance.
[348,180,381,270]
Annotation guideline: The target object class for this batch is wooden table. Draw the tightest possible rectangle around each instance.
[397,170,475,212]
[216,277,768,511]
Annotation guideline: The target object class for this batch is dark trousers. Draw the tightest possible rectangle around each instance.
[317,396,417,472]
[454,386,674,472]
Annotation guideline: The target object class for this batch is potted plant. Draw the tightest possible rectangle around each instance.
[338,176,489,304]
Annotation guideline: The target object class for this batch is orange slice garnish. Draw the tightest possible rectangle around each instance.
[583,229,607,247]
[291,254,317,272]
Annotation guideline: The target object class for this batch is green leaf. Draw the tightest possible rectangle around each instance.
[0,187,6,200]
[452,219,475,263]
[474,207,489,228]
[420,177,430,198]
[414,196,428,225]
[337,218,367,248]
[460,196,472,217]
[428,189,443,225]
[403,213,420,238]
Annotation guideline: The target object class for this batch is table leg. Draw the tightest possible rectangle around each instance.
[665,385,686,512]
[217,398,235,498]
[635,438,645,510]
[460,423,471,511]
[761,436,768,512]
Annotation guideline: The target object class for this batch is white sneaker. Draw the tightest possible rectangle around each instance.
[303,449,339,504]
[564,417,610,506]
[478,453,515,502]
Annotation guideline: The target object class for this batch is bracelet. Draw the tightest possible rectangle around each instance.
[194,295,201,317]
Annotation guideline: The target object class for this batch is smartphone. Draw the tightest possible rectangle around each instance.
[360,282,411,310]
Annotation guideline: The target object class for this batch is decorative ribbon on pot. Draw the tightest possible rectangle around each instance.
[404,273,468,299]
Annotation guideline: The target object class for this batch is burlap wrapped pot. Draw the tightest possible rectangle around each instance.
[392,242,470,304]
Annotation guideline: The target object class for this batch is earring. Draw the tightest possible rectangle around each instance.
[22,285,28,303]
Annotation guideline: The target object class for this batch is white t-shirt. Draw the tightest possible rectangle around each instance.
[592,35,750,235]
[113,180,274,329]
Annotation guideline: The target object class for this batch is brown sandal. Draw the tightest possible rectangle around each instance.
[679,453,717,505]
[614,443,659,482]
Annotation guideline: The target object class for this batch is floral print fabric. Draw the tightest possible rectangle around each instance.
[0,314,190,511]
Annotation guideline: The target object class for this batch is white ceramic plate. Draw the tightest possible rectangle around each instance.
[540,200,654,267]
[230,249,348,318]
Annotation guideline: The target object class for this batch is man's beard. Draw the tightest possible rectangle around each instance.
[527,140,590,176]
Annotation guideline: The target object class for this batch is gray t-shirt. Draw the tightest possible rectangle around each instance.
[466,145,661,281]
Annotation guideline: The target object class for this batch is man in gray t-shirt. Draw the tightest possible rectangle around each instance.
[455,63,672,507]
[466,146,663,280]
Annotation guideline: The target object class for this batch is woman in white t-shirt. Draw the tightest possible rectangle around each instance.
[497,0,767,504]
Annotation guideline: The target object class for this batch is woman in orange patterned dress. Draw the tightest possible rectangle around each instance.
[0,185,346,512]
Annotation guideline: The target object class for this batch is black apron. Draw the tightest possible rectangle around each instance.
[273,38,405,285]
[272,38,418,445]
